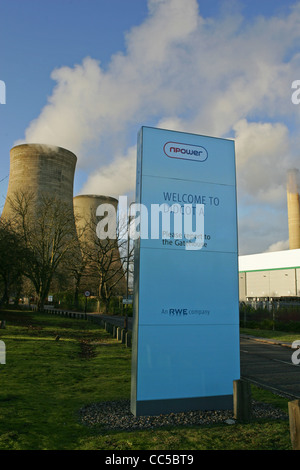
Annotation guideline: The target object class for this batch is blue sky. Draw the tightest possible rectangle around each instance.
[1,0,300,254]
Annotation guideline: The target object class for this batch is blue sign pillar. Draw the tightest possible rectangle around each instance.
[131,126,240,416]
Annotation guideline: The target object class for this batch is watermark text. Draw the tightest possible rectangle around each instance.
[291,80,300,105]
[291,340,300,365]
[0,80,6,104]
[96,196,205,251]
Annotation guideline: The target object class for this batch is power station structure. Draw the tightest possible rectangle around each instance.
[239,249,300,301]
[287,169,300,250]
[73,194,126,296]
[73,194,119,243]
[1,143,126,300]
[239,168,300,302]
[2,143,77,220]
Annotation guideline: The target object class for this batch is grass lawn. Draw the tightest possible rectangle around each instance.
[0,310,293,450]
[241,328,300,343]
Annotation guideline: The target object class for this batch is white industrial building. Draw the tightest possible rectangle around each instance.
[239,249,300,301]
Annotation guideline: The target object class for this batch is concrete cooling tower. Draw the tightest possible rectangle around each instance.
[2,143,77,220]
[73,194,119,241]
[287,169,300,250]
[73,194,126,295]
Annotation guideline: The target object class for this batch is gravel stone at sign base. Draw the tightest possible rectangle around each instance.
[79,399,288,432]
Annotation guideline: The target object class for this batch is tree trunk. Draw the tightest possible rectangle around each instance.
[1,288,9,306]
[1,275,9,305]
[37,296,44,311]
[14,279,23,306]
[74,273,81,310]
[104,298,110,313]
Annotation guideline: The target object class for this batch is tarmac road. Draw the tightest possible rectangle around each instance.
[240,335,300,399]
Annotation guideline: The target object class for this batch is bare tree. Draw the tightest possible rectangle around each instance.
[77,205,133,313]
[6,191,79,310]
[67,226,90,310]
[0,219,25,305]
[89,238,128,313]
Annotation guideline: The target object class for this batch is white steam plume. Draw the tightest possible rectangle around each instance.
[15,0,300,253]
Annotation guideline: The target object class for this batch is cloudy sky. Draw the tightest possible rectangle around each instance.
[1,0,300,255]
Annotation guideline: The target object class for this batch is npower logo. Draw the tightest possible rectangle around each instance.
[164,141,208,162]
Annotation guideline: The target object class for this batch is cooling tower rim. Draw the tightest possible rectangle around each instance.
[74,194,118,203]
[10,143,77,161]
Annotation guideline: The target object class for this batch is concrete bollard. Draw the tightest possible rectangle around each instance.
[233,379,252,422]
[289,399,300,450]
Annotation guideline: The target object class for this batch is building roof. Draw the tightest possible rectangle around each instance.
[238,249,300,272]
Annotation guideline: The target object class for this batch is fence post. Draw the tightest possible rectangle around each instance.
[117,327,121,341]
[125,331,132,348]
[121,329,126,344]
[288,400,300,450]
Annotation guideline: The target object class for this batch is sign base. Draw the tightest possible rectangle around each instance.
[131,394,233,417]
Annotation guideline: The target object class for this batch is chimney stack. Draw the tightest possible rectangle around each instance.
[287,169,300,250]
